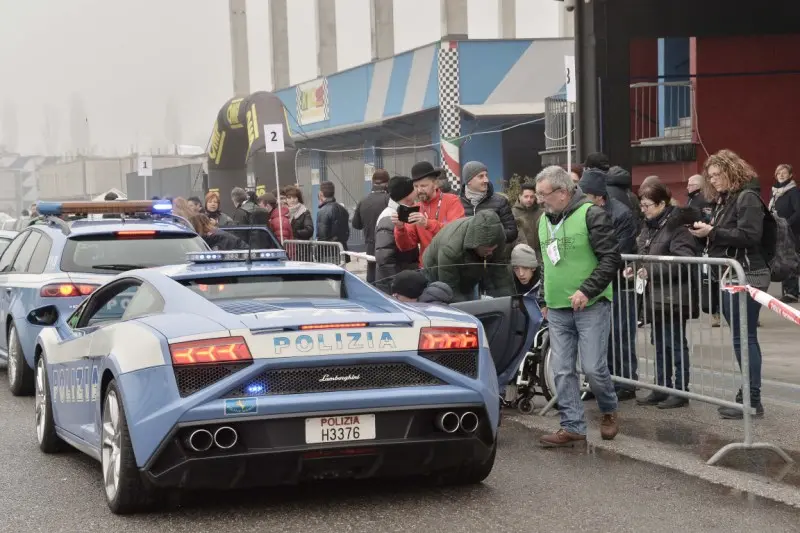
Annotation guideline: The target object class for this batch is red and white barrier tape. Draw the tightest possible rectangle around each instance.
[723,284,800,326]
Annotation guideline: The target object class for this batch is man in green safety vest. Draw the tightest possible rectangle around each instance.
[534,166,622,448]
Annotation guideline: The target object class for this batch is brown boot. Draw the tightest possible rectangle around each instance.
[539,428,587,448]
[600,413,619,441]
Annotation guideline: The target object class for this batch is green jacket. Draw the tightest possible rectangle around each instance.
[422,210,514,302]
[512,201,543,262]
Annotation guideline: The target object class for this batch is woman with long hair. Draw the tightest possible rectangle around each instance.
[769,164,800,303]
[188,213,245,250]
[689,149,768,419]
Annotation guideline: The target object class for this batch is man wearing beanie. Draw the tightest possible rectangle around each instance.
[534,165,621,447]
[459,161,518,244]
[394,161,465,265]
[578,168,639,402]
[390,270,454,305]
[374,176,420,293]
[352,169,390,283]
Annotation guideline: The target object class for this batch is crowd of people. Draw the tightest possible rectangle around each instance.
[357,150,799,449]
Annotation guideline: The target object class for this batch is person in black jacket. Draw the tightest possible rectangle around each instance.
[230,187,260,225]
[352,169,390,283]
[769,164,800,302]
[189,213,246,250]
[630,181,699,409]
[579,168,639,400]
[374,176,419,293]
[689,149,768,419]
[687,174,713,222]
[606,166,643,229]
[282,185,314,240]
[459,161,517,244]
[316,181,350,257]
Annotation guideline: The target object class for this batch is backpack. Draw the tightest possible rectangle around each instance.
[742,190,800,282]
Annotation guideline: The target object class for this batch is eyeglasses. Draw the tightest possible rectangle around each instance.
[640,201,657,209]
[535,188,562,200]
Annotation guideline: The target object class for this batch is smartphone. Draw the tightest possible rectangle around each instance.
[397,204,420,223]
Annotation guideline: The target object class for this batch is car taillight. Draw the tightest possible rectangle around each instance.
[116,230,157,238]
[170,336,252,365]
[40,283,98,298]
[418,327,479,351]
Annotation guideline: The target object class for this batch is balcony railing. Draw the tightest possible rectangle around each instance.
[630,80,694,144]
[542,80,695,151]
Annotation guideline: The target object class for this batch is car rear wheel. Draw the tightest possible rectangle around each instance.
[102,381,156,514]
[35,355,62,453]
[439,440,497,486]
[7,324,34,396]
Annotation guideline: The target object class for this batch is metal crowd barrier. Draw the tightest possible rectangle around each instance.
[283,239,345,266]
[540,254,792,467]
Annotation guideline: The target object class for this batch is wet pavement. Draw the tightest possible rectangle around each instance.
[2,366,800,532]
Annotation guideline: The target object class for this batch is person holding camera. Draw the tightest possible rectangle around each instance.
[394,161,465,264]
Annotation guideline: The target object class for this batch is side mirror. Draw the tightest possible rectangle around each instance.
[27,305,60,327]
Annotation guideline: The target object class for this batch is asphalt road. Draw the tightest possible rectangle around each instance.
[1,368,798,533]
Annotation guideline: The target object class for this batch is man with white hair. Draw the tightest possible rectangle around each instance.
[534,166,622,447]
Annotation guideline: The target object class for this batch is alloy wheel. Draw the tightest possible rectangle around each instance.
[101,390,122,502]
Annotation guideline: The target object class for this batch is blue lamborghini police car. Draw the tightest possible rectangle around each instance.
[28,248,532,514]
[0,200,208,396]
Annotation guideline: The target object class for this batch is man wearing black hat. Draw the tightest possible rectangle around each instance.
[395,161,465,266]
[352,169,390,283]
[579,168,639,401]
[374,176,420,293]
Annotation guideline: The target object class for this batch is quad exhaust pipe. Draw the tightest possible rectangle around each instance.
[213,426,238,449]
[186,429,214,452]
[434,411,480,434]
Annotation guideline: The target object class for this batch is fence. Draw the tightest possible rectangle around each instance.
[283,239,345,266]
[538,254,792,466]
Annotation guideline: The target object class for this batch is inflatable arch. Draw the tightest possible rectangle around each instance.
[206,91,297,212]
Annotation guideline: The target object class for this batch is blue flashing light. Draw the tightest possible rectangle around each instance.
[186,249,288,263]
[245,383,265,395]
[152,202,173,212]
[36,202,64,216]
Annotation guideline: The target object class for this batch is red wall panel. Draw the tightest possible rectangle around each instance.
[630,39,659,142]
[695,34,800,199]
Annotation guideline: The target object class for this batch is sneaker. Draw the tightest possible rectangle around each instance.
[616,389,637,402]
[657,396,689,409]
[539,428,587,448]
[636,391,668,405]
[719,402,764,419]
[780,294,799,304]
[600,413,619,440]
[711,313,721,327]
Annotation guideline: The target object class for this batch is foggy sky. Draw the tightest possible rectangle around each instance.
[0,0,561,157]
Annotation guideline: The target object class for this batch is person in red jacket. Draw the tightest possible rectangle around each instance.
[258,193,293,244]
[394,161,465,265]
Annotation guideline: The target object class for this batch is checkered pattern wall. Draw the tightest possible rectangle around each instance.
[438,41,461,191]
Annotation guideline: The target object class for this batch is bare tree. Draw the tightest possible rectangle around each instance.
[2,101,18,153]
[69,94,90,155]
[42,104,60,155]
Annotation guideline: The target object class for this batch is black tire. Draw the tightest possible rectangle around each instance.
[102,381,157,514]
[440,440,497,486]
[537,334,554,401]
[7,323,34,396]
[35,354,62,453]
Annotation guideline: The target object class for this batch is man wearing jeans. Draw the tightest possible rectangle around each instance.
[534,166,622,447]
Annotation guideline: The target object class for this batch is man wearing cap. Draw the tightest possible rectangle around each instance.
[459,161,518,245]
[352,169,390,283]
[374,176,420,293]
[394,161,465,265]
[511,243,540,296]
[579,168,639,402]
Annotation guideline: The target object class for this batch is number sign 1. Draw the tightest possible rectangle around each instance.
[263,124,286,153]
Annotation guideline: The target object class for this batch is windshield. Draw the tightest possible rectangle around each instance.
[61,233,207,274]
[179,274,344,301]
[0,238,11,256]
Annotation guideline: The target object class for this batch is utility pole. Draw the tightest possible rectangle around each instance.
[229,0,251,97]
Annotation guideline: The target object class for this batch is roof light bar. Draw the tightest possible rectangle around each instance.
[186,249,288,263]
[36,200,173,217]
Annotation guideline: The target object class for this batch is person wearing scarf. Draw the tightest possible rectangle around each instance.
[458,161,517,244]
[282,185,314,240]
[770,164,800,302]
